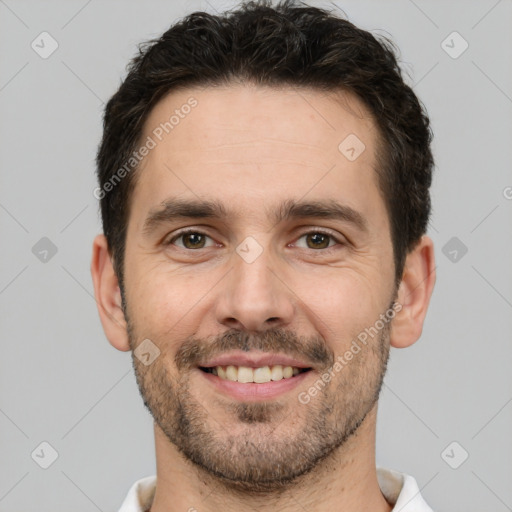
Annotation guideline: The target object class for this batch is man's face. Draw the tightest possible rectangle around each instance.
[122,84,396,487]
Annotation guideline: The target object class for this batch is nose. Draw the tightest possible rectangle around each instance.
[214,247,295,333]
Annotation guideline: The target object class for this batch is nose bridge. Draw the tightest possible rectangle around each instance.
[234,248,276,302]
[215,238,294,331]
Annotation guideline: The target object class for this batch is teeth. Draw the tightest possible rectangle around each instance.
[271,365,283,381]
[283,366,294,379]
[211,364,305,383]
[253,366,272,383]
[225,365,238,382]
[237,366,254,383]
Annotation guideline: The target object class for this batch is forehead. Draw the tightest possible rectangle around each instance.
[143,84,378,163]
[130,83,385,230]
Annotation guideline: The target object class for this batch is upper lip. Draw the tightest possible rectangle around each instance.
[199,351,313,369]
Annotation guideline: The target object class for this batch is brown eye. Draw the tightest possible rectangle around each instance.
[182,233,206,249]
[305,232,332,249]
[168,231,214,249]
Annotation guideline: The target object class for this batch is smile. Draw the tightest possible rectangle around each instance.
[200,365,311,383]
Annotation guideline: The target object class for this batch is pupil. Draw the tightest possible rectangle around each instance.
[307,233,329,249]
[185,233,205,248]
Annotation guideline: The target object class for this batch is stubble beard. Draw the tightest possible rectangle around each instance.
[127,319,390,492]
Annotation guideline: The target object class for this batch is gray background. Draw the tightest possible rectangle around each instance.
[1,0,511,510]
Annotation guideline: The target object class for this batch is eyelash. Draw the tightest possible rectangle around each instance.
[165,228,344,251]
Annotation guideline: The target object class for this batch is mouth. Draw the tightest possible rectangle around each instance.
[200,364,312,383]
[196,352,315,401]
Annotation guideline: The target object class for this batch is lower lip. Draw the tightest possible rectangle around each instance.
[198,369,312,401]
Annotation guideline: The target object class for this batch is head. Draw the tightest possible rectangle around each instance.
[92,0,435,490]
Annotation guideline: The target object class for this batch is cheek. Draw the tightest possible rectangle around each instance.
[124,261,186,334]
[127,258,228,346]
[295,270,389,350]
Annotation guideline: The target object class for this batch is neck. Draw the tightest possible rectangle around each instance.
[148,405,392,512]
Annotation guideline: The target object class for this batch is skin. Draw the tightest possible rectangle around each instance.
[91,84,435,512]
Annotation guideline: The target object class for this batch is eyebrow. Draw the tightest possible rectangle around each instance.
[142,197,368,236]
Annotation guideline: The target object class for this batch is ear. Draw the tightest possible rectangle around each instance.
[390,235,436,349]
[90,234,130,352]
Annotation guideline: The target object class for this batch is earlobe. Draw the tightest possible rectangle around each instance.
[390,235,436,349]
[90,234,131,352]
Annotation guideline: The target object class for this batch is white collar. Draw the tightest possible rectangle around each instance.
[118,467,434,511]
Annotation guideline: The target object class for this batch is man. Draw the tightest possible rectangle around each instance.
[91,1,436,510]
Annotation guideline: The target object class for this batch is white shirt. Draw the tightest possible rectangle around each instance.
[117,467,434,511]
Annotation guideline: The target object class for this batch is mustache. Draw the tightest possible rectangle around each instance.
[175,328,334,371]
